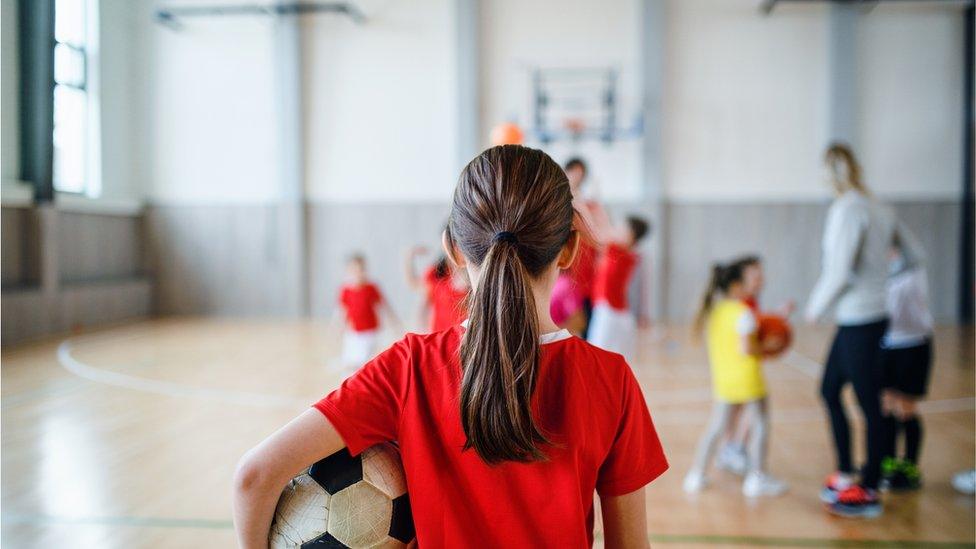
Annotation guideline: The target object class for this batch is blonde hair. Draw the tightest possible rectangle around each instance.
[824,142,868,195]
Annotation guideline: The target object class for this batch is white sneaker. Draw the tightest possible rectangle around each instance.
[716,444,748,475]
[952,469,976,495]
[683,471,709,494]
[742,471,788,498]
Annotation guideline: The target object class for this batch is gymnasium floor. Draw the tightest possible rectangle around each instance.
[1,319,973,548]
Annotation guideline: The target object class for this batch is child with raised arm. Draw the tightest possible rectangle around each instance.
[587,215,650,360]
[404,245,468,332]
[235,146,667,548]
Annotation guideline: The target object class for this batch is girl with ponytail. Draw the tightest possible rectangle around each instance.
[683,260,788,499]
[233,145,668,548]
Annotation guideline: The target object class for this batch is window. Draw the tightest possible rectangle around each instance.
[53,0,98,195]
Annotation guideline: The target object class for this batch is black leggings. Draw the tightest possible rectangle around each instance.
[820,319,888,489]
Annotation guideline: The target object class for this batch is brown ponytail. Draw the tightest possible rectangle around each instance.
[447,145,574,464]
[693,261,747,337]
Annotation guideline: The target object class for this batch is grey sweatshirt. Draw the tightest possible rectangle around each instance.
[805,191,924,325]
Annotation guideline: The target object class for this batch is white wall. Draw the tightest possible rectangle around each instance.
[480,0,645,202]
[665,1,830,203]
[856,3,963,200]
[97,0,145,205]
[303,0,458,203]
[141,0,458,205]
[664,0,964,203]
[142,2,280,204]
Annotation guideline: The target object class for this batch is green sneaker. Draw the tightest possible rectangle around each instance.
[881,457,900,478]
[896,460,922,490]
[881,458,922,491]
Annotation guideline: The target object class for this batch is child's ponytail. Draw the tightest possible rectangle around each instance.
[460,233,545,463]
[693,264,725,338]
[693,261,748,337]
[448,145,575,464]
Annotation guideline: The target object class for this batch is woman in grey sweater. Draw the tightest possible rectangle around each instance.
[804,143,922,519]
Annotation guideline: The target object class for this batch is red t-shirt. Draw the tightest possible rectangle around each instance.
[314,326,667,548]
[593,243,638,311]
[424,266,467,332]
[339,283,383,332]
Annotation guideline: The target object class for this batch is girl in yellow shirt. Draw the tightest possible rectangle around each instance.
[683,260,788,498]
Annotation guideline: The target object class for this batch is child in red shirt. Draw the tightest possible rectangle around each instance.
[336,254,398,370]
[234,146,667,548]
[587,216,650,360]
[404,245,469,332]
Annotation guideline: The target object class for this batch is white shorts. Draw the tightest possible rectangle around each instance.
[341,329,379,369]
[587,302,636,360]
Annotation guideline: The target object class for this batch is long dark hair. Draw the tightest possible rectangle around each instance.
[693,260,747,337]
[446,145,575,464]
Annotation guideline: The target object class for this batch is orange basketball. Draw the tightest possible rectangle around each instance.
[490,122,524,145]
[758,314,792,356]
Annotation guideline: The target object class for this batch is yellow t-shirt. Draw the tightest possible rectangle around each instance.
[706,299,767,403]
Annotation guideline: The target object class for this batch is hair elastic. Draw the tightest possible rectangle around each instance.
[492,231,518,245]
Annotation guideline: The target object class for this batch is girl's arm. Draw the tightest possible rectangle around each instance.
[601,488,650,549]
[233,409,346,549]
[736,310,762,356]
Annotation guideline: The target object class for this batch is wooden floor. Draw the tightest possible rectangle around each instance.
[2,318,973,548]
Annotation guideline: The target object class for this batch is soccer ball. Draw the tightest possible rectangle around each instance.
[269,443,415,548]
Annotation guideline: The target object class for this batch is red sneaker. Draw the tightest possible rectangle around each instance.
[819,471,855,504]
[828,485,882,518]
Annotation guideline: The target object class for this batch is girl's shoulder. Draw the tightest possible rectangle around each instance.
[542,335,634,383]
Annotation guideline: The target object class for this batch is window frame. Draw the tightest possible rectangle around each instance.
[51,0,100,197]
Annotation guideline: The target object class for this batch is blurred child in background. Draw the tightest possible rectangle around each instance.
[586,215,650,360]
[715,256,794,475]
[404,245,469,332]
[564,157,604,337]
[684,260,788,498]
[336,254,399,371]
[550,271,587,336]
[880,246,933,491]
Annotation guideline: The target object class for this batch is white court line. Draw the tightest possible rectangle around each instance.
[780,350,823,379]
[57,340,308,411]
[58,336,973,420]
[653,398,974,426]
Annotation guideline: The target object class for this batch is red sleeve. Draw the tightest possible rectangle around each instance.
[596,365,668,496]
[313,337,412,455]
[371,284,383,305]
[339,287,349,308]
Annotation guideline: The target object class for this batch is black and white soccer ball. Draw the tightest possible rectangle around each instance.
[269,443,415,548]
